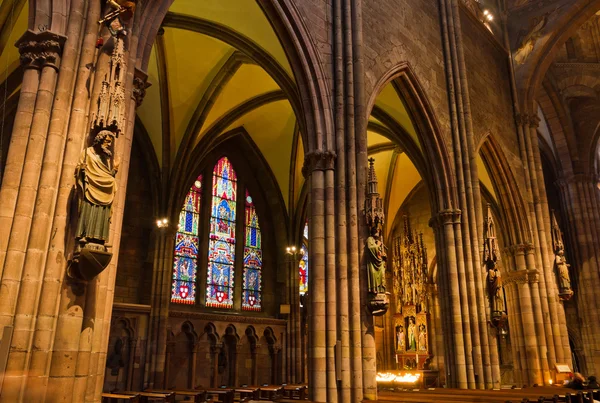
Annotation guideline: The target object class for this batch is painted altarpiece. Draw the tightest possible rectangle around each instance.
[392,215,433,370]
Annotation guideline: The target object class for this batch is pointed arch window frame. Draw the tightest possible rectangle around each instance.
[170,156,264,312]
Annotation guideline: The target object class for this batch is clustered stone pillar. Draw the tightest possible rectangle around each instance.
[0,1,152,400]
[513,111,573,382]
[556,174,600,376]
[438,0,500,388]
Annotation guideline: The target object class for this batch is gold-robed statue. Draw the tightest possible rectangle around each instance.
[75,130,119,243]
[551,211,574,300]
[364,158,389,315]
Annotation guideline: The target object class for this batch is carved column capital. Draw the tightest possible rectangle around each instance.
[17,30,66,70]
[528,115,541,129]
[515,113,529,126]
[432,209,462,227]
[302,150,336,177]
[503,269,528,286]
[133,68,151,107]
[507,243,534,256]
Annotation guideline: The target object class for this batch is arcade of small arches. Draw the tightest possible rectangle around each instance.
[0,0,599,402]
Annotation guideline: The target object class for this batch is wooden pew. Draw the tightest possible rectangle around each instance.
[253,385,283,400]
[145,389,207,403]
[120,391,175,403]
[205,388,234,403]
[234,386,260,401]
[281,384,307,400]
[102,392,140,403]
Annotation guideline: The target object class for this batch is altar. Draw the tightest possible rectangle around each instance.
[391,216,435,377]
[376,369,440,389]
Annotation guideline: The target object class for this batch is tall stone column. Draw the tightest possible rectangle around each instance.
[303,150,336,403]
[556,174,600,376]
[431,210,468,388]
[438,0,500,387]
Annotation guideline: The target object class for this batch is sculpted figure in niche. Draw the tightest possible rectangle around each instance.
[418,324,427,352]
[366,226,387,294]
[396,325,405,351]
[487,265,505,313]
[554,242,571,291]
[407,317,417,351]
[75,130,119,243]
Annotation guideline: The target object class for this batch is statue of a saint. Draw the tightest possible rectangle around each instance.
[554,246,571,291]
[396,325,405,351]
[407,317,417,351]
[418,324,427,352]
[366,226,386,294]
[75,130,118,243]
[487,265,505,314]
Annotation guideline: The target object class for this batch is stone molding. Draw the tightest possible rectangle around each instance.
[133,68,151,107]
[169,310,287,326]
[503,269,540,285]
[17,30,66,70]
[302,150,336,177]
[552,62,600,72]
[506,243,534,256]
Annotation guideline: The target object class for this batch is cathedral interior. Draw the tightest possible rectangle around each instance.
[0,0,600,402]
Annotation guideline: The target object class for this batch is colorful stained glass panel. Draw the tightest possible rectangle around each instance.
[207,157,237,309]
[299,222,308,295]
[242,190,262,311]
[174,233,199,258]
[171,256,197,304]
[171,175,202,305]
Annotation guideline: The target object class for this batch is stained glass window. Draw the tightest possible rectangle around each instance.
[206,157,237,308]
[171,176,202,304]
[299,222,308,295]
[242,190,262,311]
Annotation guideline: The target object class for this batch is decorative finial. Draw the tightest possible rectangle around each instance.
[364,157,384,233]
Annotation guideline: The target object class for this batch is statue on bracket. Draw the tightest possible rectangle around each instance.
[551,211,573,300]
[483,204,507,330]
[69,3,131,281]
[364,157,389,315]
[75,130,119,243]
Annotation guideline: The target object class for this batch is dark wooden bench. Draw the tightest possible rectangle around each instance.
[204,388,234,403]
[120,391,175,403]
[102,393,140,403]
[146,389,207,403]
[234,387,259,401]
[281,384,307,400]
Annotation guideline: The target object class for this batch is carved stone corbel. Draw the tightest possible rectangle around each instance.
[133,68,151,107]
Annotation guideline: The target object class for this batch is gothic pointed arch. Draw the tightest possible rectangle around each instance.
[367,62,456,213]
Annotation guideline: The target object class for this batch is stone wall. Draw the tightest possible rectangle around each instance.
[459,10,526,193]
[363,0,451,144]
[114,142,154,304]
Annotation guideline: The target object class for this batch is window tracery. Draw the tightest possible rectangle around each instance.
[170,156,265,311]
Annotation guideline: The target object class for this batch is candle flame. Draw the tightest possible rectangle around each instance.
[376,372,421,384]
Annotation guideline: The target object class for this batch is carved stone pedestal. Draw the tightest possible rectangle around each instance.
[368,292,390,316]
[69,240,113,281]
